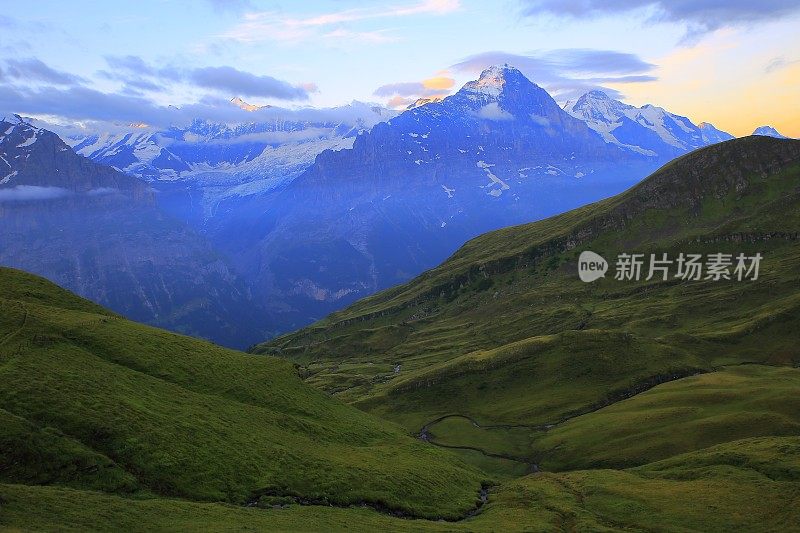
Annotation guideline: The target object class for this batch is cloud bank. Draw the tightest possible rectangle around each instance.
[519,0,800,42]
[1,84,388,132]
[0,185,71,202]
[190,66,309,100]
[451,49,657,101]
[0,54,322,125]
[102,55,312,101]
[3,58,86,86]
[222,0,461,44]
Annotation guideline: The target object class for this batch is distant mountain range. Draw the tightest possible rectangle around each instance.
[52,100,394,208]
[564,90,735,157]
[0,116,269,348]
[213,66,742,330]
[4,65,789,343]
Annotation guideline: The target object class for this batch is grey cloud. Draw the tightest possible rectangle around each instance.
[0,39,33,55]
[189,66,309,100]
[0,15,17,28]
[96,70,163,93]
[105,55,161,77]
[519,0,800,39]
[0,185,126,202]
[125,78,162,92]
[545,49,654,74]
[452,50,654,77]
[0,185,72,202]
[0,84,168,125]
[103,56,310,101]
[474,103,514,121]
[0,83,383,130]
[765,56,799,73]
[4,58,86,86]
[529,115,550,126]
[451,49,654,102]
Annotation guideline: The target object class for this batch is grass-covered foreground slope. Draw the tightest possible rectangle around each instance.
[0,266,485,519]
[255,136,800,471]
[2,436,799,531]
[425,364,800,471]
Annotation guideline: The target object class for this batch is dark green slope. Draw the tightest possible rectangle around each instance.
[3,436,799,531]
[0,267,484,519]
[255,136,800,472]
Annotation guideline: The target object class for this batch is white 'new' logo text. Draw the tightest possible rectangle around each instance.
[578,251,608,282]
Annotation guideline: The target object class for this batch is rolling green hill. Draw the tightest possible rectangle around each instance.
[255,136,800,475]
[0,266,485,520]
[3,435,799,531]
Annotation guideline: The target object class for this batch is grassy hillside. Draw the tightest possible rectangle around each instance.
[255,136,800,475]
[424,364,800,471]
[0,266,484,520]
[3,436,798,531]
[4,137,800,531]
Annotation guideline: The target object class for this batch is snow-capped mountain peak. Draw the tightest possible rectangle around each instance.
[566,90,734,157]
[699,122,735,144]
[1,116,44,162]
[571,90,632,123]
[2,115,40,135]
[4,114,30,125]
[230,97,269,112]
[461,65,532,97]
[752,125,788,139]
[582,89,612,101]
[444,64,563,124]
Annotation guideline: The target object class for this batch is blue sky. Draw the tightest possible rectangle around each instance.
[1,0,799,135]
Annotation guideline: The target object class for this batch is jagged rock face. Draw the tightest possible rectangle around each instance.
[1,117,151,200]
[0,118,270,348]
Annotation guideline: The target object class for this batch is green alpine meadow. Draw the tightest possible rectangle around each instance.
[3,2,800,529]
[1,136,799,531]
